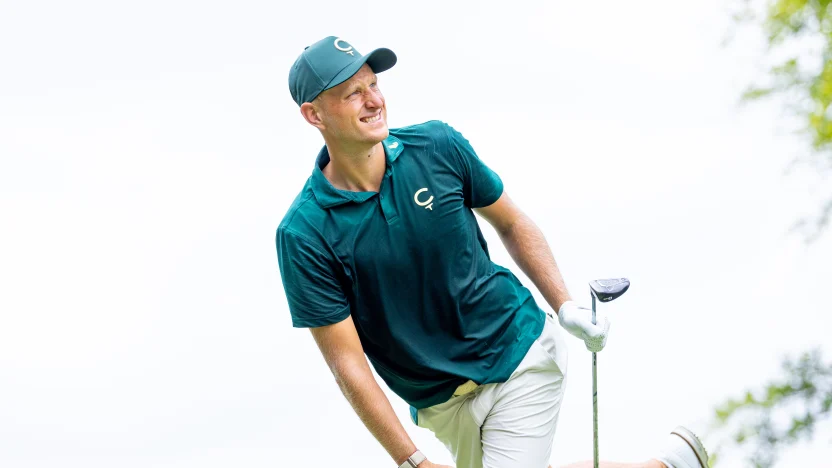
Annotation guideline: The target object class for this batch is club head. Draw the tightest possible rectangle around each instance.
[589,278,630,303]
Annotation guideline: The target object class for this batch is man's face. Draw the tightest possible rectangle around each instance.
[314,64,388,146]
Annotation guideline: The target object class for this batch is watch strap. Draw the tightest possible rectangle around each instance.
[398,450,426,468]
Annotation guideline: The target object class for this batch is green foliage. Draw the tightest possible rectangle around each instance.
[714,7,832,465]
[710,349,832,467]
[733,0,832,240]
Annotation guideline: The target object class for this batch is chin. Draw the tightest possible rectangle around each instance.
[375,126,390,141]
[363,126,389,144]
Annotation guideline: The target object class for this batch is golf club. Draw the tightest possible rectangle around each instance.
[589,277,630,468]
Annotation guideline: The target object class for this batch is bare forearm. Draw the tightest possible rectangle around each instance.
[333,358,417,465]
[497,213,572,313]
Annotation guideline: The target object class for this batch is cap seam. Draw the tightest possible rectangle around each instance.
[304,52,326,84]
[322,57,367,92]
[301,53,326,102]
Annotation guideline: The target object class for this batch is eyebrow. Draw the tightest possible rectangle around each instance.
[343,85,360,98]
[343,76,378,97]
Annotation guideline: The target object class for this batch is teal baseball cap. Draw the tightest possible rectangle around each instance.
[289,36,397,106]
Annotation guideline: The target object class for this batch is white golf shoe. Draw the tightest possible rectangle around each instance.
[654,426,709,468]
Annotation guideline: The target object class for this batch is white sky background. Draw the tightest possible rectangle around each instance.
[1,0,831,467]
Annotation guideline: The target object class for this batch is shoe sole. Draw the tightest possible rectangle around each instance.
[671,426,709,468]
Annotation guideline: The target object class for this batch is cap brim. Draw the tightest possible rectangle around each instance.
[324,47,397,93]
[365,47,397,74]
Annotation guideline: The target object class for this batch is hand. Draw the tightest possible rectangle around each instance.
[418,461,454,468]
[557,300,610,352]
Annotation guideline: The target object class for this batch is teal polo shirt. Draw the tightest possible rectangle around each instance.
[276,120,545,410]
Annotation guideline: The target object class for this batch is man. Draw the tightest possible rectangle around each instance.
[277,36,708,468]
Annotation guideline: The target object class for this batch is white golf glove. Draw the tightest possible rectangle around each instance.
[557,300,610,352]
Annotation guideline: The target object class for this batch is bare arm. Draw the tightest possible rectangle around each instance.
[310,316,443,467]
[475,191,572,313]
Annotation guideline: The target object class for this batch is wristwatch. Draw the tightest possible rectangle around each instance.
[398,450,426,468]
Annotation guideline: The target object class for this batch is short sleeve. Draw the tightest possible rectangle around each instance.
[276,227,350,328]
[444,123,504,208]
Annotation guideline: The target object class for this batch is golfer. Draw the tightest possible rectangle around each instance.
[277,36,708,468]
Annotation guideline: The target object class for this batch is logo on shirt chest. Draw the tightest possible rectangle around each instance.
[413,188,434,210]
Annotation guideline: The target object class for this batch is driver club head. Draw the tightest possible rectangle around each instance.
[589,278,630,303]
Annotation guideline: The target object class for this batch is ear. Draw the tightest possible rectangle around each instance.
[300,101,326,130]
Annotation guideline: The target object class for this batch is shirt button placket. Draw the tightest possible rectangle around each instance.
[379,181,398,224]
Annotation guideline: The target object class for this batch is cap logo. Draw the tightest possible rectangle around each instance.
[333,38,355,56]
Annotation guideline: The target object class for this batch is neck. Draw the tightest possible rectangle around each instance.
[321,138,386,192]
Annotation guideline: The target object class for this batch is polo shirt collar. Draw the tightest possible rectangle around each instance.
[383,133,403,161]
[310,134,403,209]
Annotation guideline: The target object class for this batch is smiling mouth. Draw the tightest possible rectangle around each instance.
[360,112,382,123]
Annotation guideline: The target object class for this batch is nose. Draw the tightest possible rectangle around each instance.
[366,90,384,110]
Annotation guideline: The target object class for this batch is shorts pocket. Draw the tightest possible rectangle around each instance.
[467,383,497,428]
[537,318,568,376]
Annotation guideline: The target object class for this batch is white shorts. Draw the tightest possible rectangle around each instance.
[414,315,569,468]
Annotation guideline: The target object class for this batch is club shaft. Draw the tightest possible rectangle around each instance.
[592,294,599,468]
